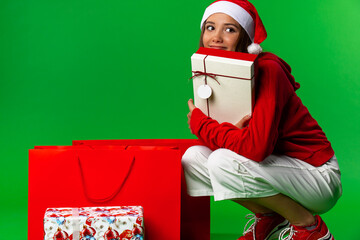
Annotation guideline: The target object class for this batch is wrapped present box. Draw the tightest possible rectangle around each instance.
[191,47,258,124]
[44,206,144,240]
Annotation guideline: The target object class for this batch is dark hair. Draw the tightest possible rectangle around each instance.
[199,21,252,53]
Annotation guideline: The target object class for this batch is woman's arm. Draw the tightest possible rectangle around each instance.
[189,59,294,162]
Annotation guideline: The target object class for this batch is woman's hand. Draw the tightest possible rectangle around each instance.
[234,114,251,129]
[187,99,196,134]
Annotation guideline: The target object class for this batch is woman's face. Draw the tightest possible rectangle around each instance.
[202,13,241,51]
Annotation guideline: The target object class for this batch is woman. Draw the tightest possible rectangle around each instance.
[182,0,342,239]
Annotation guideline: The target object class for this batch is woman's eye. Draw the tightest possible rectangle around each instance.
[225,27,236,33]
[206,25,215,31]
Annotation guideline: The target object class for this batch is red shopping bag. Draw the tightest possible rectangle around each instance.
[29,141,210,240]
[72,139,210,240]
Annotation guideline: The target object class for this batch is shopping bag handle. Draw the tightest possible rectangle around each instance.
[77,156,135,203]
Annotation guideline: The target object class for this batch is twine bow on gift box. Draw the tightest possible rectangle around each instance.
[189,71,220,85]
[190,55,220,86]
[190,70,252,82]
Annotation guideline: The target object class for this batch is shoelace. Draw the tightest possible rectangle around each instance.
[243,214,260,239]
[278,226,297,240]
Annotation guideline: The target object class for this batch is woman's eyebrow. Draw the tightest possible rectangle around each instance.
[205,21,215,24]
[224,23,240,29]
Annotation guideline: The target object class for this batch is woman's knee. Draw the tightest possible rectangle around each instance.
[207,148,249,172]
[208,149,233,176]
[181,145,212,169]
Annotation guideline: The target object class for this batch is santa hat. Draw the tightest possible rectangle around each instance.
[200,0,267,54]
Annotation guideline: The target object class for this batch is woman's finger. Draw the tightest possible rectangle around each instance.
[234,114,251,129]
[187,99,196,112]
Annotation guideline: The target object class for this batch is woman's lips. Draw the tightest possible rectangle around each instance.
[209,45,227,50]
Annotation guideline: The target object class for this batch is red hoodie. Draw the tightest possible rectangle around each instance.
[190,52,334,167]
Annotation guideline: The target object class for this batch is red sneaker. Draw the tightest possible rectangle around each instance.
[238,213,289,240]
[279,215,335,240]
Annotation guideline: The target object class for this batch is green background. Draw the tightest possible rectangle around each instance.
[1,0,359,239]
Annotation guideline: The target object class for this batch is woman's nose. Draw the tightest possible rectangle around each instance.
[212,30,223,42]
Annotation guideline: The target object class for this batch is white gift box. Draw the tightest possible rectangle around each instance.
[191,47,257,124]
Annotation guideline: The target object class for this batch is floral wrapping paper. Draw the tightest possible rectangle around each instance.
[44,206,144,240]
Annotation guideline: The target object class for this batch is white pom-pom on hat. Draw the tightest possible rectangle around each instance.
[201,0,267,54]
[247,43,263,55]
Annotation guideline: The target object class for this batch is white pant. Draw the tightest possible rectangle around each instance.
[181,146,342,214]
